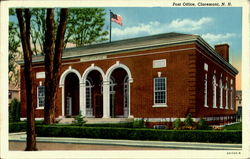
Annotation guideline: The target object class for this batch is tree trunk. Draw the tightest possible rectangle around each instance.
[16,9,38,151]
[44,9,68,124]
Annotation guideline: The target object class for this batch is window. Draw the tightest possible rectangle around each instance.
[212,74,217,108]
[124,75,129,108]
[8,91,12,99]
[204,73,208,107]
[225,81,228,109]
[154,77,166,105]
[110,76,116,93]
[86,79,92,108]
[230,86,233,110]
[219,78,223,109]
[37,85,45,108]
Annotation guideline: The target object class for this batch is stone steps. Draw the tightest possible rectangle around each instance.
[58,117,134,124]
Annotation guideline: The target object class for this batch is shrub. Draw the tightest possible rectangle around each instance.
[9,122,26,132]
[72,111,86,126]
[9,98,21,122]
[184,113,194,127]
[36,125,242,143]
[132,118,145,128]
[9,121,44,133]
[173,118,182,130]
[197,118,210,130]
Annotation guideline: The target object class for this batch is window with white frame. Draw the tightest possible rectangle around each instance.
[124,75,129,108]
[219,77,223,109]
[225,80,228,109]
[204,73,208,107]
[212,74,217,108]
[230,86,233,110]
[86,79,92,108]
[154,77,166,105]
[110,76,116,93]
[37,85,45,108]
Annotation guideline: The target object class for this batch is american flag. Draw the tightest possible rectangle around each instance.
[110,12,123,26]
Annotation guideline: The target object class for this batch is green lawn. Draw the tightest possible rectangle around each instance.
[224,122,242,130]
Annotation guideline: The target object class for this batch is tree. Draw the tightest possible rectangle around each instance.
[16,9,37,151]
[43,8,68,124]
[9,12,21,86]
[10,8,108,125]
[65,8,108,47]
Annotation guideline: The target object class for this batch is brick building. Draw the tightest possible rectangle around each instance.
[20,32,238,124]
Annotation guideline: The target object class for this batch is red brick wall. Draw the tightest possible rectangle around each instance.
[20,42,237,119]
[195,45,236,118]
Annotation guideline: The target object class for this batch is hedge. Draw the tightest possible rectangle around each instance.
[9,122,27,133]
[9,121,43,133]
[36,125,242,143]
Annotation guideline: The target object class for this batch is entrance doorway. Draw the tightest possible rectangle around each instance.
[64,73,79,117]
[109,68,129,118]
[85,70,103,118]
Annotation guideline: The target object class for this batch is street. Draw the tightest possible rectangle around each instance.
[9,132,242,151]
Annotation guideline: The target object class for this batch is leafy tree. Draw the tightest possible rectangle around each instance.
[65,8,108,47]
[9,12,21,86]
[10,8,108,125]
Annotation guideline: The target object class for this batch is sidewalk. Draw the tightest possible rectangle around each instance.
[9,132,242,150]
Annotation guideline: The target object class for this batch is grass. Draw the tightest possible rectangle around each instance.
[224,122,242,130]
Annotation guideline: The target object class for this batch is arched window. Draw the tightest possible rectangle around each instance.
[230,79,234,110]
[124,75,129,108]
[212,74,217,108]
[204,73,208,107]
[86,79,92,109]
[219,76,223,109]
[225,80,228,109]
[110,76,116,93]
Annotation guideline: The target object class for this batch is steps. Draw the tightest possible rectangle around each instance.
[58,117,134,124]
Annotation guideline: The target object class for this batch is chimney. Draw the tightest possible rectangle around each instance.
[215,44,229,62]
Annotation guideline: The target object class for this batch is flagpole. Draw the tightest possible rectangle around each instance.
[109,10,112,43]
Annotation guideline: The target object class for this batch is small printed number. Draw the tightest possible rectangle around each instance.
[227,152,241,155]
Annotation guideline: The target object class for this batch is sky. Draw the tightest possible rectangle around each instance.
[103,7,242,90]
[9,7,242,89]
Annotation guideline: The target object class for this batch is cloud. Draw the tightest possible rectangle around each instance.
[168,17,214,32]
[201,33,236,44]
[112,17,214,39]
[112,21,161,38]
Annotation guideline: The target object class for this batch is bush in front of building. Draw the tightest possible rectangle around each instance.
[9,120,44,133]
[184,113,194,126]
[9,122,26,132]
[132,118,145,128]
[9,98,21,122]
[197,118,210,130]
[172,118,182,130]
[35,125,242,143]
[72,111,86,126]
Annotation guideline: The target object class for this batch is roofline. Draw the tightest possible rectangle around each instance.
[17,33,238,75]
[196,36,238,75]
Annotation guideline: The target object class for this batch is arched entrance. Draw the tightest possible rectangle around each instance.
[109,68,129,118]
[85,70,103,118]
[64,73,79,117]
[104,62,133,118]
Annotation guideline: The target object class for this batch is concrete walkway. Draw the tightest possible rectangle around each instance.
[9,132,242,150]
